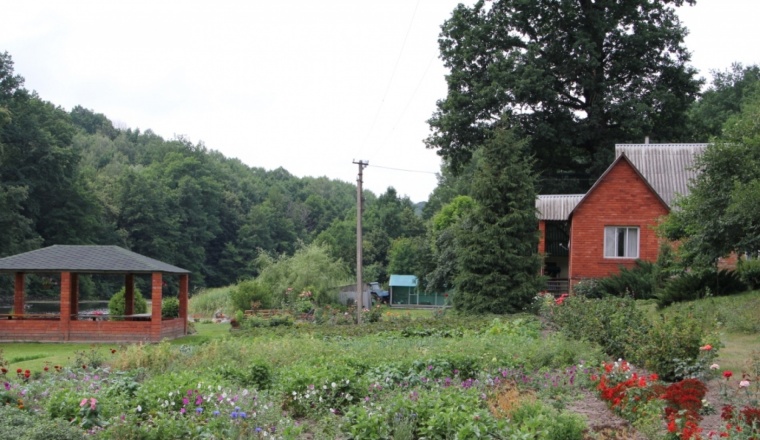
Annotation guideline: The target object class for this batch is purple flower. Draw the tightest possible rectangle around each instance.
[196,407,203,414]
[239,412,247,418]
[212,410,220,416]
[255,427,262,433]
[180,408,186,414]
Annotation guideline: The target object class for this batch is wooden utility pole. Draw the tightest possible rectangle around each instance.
[354,159,368,324]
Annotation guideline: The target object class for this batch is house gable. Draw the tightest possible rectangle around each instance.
[568,155,669,282]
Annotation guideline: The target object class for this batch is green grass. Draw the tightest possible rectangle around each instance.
[2,343,116,372]
[188,286,235,318]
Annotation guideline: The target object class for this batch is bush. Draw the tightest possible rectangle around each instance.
[632,309,706,382]
[548,296,649,360]
[657,268,747,308]
[229,280,274,312]
[571,279,606,298]
[108,287,147,319]
[596,260,659,299]
[737,258,760,290]
[162,297,180,318]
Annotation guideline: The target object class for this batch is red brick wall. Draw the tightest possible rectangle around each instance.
[0,318,187,342]
[538,220,546,255]
[569,159,669,284]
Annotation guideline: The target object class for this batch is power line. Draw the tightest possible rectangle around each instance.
[360,0,423,153]
[369,163,438,175]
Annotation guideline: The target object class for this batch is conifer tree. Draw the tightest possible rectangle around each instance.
[453,127,543,313]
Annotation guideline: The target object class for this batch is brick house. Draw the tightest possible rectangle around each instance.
[537,143,707,293]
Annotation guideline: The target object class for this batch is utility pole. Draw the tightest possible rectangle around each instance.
[354,159,368,324]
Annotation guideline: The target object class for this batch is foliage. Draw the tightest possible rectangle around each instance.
[657,268,747,308]
[107,287,147,319]
[545,295,649,361]
[161,297,179,318]
[596,260,659,299]
[634,309,710,381]
[253,242,350,308]
[188,286,234,318]
[229,279,274,312]
[687,63,760,141]
[427,0,700,193]
[737,258,760,290]
[0,405,85,440]
[453,127,544,313]
[664,91,760,267]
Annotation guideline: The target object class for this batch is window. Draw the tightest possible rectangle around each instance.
[604,227,639,258]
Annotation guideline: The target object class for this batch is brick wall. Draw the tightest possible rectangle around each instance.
[0,318,187,342]
[569,158,669,284]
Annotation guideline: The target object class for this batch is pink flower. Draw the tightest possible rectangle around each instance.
[739,380,750,388]
[80,398,88,407]
[710,363,720,370]
[90,398,97,410]
[700,344,713,351]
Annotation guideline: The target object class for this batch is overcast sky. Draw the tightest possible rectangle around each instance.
[2,0,759,202]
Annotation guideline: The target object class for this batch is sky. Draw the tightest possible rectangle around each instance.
[2,0,759,203]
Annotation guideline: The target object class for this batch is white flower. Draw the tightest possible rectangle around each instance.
[331,382,337,388]
[710,363,720,370]
[346,394,353,401]
[136,405,142,412]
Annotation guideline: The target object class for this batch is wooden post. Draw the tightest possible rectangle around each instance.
[179,274,189,335]
[151,272,163,341]
[13,272,24,317]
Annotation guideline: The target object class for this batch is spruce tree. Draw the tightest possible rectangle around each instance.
[453,127,543,314]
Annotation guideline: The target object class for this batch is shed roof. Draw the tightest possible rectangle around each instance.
[0,245,190,274]
[389,274,418,287]
[536,195,584,220]
[615,143,707,207]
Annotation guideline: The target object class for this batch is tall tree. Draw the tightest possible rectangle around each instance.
[687,63,760,141]
[427,0,701,193]
[663,92,760,267]
[453,127,543,313]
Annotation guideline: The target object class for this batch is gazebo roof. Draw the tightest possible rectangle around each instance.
[0,245,190,274]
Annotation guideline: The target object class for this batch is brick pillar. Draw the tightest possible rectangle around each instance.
[538,220,546,255]
[151,272,163,341]
[70,274,79,318]
[13,272,25,317]
[124,274,135,316]
[179,274,189,335]
[60,272,72,341]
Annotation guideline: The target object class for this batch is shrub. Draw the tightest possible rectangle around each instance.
[162,297,179,318]
[188,286,234,318]
[658,268,747,308]
[548,296,648,360]
[737,257,760,290]
[108,287,147,320]
[633,309,706,381]
[571,278,606,298]
[0,405,85,440]
[229,279,274,312]
[596,260,659,299]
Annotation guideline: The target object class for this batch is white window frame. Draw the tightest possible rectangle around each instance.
[604,226,639,259]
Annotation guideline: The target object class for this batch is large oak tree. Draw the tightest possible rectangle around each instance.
[427,0,701,193]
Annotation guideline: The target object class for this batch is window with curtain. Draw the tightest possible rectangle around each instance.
[604,226,639,258]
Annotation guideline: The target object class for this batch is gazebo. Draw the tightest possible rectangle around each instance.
[0,245,190,342]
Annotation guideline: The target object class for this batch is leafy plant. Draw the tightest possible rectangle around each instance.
[658,268,747,308]
[737,257,760,290]
[162,297,180,318]
[108,287,147,320]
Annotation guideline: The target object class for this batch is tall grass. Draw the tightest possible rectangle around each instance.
[188,286,234,318]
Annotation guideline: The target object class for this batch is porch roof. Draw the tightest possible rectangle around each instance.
[536,194,584,221]
[0,245,190,274]
[389,274,418,287]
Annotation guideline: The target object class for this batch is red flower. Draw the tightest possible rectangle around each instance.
[16,368,21,374]
[700,344,713,351]
[43,366,48,372]
[1,367,7,374]
[110,349,116,354]
[82,365,87,369]
[23,370,30,378]
[723,370,733,379]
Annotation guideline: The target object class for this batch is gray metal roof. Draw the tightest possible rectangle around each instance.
[0,245,190,274]
[615,144,707,207]
[536,194,584,220]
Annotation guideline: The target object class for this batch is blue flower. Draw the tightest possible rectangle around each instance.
[255,427,262,433]
[212,410,220,416]
[239,411,247,418]
[231,411,238,419]
[195,407,203,414]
